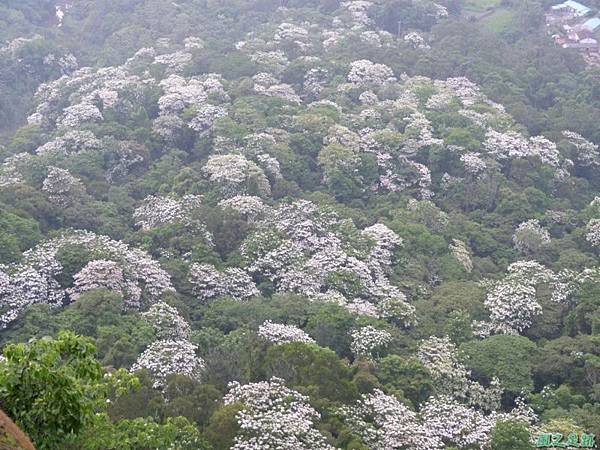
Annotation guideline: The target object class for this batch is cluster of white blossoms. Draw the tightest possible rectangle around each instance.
[340,1,374,29]
[67,259,142,308]
[252,72,301,104]
[141,301,191,340]
[157,75,209,114]
[443,77,483,106]
[153,50,193,73]
[1,34,77,74]
[132,281,201,388]
[477,257,600,336]
[586,218,600,247]
[0,153,31,188]
[29,60,155,130]
[585,196,600,247]
[420,396,496,448]
[35,130,102,156]
[422,394,537,448]
[342,388,532,450]
[258,320,315,345]
[303,67,329,98]
[512,219,551,255]
[340,389,443,450]
[350,326,392,359]
[131,339,205,388]
[273,23,311,52]
[183,36,205,50]
[223,377,335,450]
[241,200,414,323]
[403,32,430,49]
[31,131,144,185]
[0,230,174,327]
[483,130,564,173]
[0,267,63,328]
[377,295,418,327]
[1,35,44,55]
[58,102,103,129]
[459,152,487,177]
[479,260,555,334]
[562,130,599,167]
[347,59,396,87]
[133,194,204,230]
[425,90,455,111]
[42,167,86,207]
[218,195,271,222]
[188,263,259,303]
[250,50,290,75]
[154,73,229,140]
[202,154,271,198]
[449,239,473,272]
[417,336,502,411]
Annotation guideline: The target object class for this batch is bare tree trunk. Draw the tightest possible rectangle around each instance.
[0,409,35,450]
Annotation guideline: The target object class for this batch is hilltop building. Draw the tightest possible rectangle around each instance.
[546,0,600,63]
[551,0,592,17]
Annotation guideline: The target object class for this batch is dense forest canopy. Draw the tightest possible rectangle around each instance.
[0,0,599,448]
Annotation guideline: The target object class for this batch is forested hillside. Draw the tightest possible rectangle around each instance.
[0,0,599,448]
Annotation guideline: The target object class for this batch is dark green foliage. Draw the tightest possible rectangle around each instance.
[376,355,433,407]
[265,342,358,403]
[0,331,103,449]
[490,420,534,450]
[461,335,537,395]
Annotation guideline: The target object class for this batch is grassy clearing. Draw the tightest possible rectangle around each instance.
[479,8,516,33]
[463,0,502,13]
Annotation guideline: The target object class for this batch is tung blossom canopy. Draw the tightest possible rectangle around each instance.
[350,326,392,359]
[258,321,315,345]
[512,219,551,255]
[347,59,395,87]
[341,389,443,450]
[0,230,174,327]
[68,259,142,308]
[223,377,335,450]
[188,263,259,303]
[131,339,205,388]
[202,154,271,198]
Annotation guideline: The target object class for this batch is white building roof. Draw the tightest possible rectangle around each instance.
[552,0,592,16]
[582,17,600,31]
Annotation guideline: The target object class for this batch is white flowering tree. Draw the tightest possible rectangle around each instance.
[481,261,555,334]
[42,167,86,207]
[68,259,142,308]
[188,263,259,303]
[0,267,64,329]
[350,326,392,359]
[586,218,600,248]
[562,130,599,168]
[141,301,191,340]
[258,321,315,345]
[512,219,551,255]
[417,336,502,411]
[347,59,395,88]
[0,230,174,327]
[449,239,473,272]
[202,154,271,198]
[341,389,442,450]
[252,73,301,104]
[132,195,208,238]
[223,377,334,450]
[131,339,205,389]
[420,396,496,448]
[218,195,270,222]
